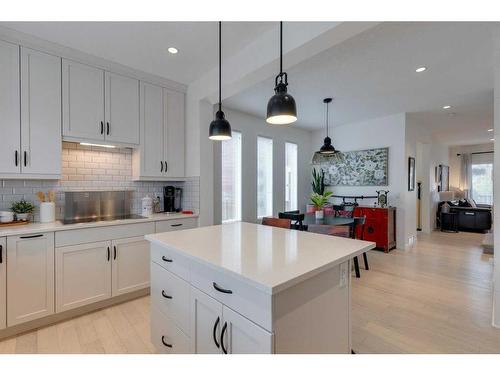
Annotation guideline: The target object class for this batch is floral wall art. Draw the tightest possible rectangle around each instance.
[312,147,389,186]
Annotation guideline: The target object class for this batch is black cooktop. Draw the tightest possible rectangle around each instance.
[62,214,147,225]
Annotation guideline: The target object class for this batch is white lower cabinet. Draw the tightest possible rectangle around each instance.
[189,287,272,354]
[55,241,112,312]
[0,238,6,330]
[151,304,191,354]
[111,236,150,296]
[7,233,54,326]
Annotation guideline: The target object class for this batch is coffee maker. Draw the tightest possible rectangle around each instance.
[164,186,182,213]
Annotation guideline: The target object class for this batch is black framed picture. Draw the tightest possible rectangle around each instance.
[408,157,415,191]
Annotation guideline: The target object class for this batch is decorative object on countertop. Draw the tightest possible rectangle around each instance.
[209,21,232,141]
[10,199,35,222]
[142,195,153,218]
[266,21,297,125]
[408,157,416,191]
[376,190,389,208]
[0,211,15,223]
[310,191,333,219]
[37,190,56,223]
[312,147,389,186]
[153,196,162,213]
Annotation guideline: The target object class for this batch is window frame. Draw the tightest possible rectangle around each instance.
[256,135,274,220]
[221,130,243,223]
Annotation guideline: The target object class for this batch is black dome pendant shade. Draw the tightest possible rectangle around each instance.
[319,98,340,155]
[209,22,232,141]
[266,22,297,125]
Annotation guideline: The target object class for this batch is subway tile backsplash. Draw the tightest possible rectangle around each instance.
[0,142,199,221]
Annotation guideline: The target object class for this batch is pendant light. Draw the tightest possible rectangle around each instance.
[266,21,297,125]
[319,98,340,155]
[209,21,232,141]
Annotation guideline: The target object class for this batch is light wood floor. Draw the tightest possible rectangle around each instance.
[0,230,499,353]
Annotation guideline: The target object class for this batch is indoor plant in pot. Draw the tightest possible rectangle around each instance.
[310,191,333,219]
[11,199,35,222]
[309,168,327,213]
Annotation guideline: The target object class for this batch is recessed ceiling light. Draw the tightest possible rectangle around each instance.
[167,47,178,54]
[415,66,427,73]
[490,138,495,142]
[488,128,494,132]
[442,105,452,109]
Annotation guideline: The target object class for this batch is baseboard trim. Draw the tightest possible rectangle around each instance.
[0,288,150,341]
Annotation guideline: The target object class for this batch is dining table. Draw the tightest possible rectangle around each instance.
[303,212,355,227]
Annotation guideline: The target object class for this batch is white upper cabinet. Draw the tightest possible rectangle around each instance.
[0,43,61,179]
[0,41,21,176]
[62,59,105,142]
[164,89,185,178]
[134,82,165,178]
[133,85,185,180]
[0,238,6,330]
[62,60,140,146]
[105,72,140,145]
[21,48,62,177]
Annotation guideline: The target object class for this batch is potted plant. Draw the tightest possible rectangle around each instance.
[309,168,327,213]
[11,199,35,222]
[310,191,333,219]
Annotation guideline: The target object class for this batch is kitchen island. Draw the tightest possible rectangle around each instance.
[146,221,375,354]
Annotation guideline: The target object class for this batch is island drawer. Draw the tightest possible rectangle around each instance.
[190,260,272,332]
[151,262,190,335]
[155,218,197,233]
[151,304,191,354]
[150,242,190,282]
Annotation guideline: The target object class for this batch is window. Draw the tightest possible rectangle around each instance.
[221,131,242,223]
[471,162,493,205]
[257,137,273,218]
[285,142,298,211]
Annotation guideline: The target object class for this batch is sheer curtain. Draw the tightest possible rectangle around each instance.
[459,153,472,198]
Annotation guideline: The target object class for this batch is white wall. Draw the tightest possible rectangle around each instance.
[312,113,408,249]
[213,107,313,224]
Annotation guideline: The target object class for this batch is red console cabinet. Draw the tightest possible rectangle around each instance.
[354,206,396,252]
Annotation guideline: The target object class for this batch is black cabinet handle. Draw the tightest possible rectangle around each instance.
[161,256,173,263]
[0,245,3,264]
[100,121,104,134]
[220,322,228,354]
[107,247,110,261]
[20,234,43,239]
[161,290,173,299]
[106,122,110,135]
[24,151,27,167]
[213,316,220,348]
[170,223,183,227]
[160,161,163,172]
[113,246,117,260]
[213,282,233,294]
[165,161,168,173]
[15,150,18,166]
[161,336,172,348]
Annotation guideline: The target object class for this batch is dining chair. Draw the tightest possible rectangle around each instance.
[352,216,369,278]
[261,217,292,229]
[278,210,307,231]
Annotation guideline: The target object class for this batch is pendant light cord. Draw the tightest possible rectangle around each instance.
[326,101,329,137]
[218,21,222,112]
[280,21,283,75]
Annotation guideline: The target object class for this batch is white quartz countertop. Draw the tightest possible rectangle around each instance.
[146,222,375,294]
[0,213,198,237]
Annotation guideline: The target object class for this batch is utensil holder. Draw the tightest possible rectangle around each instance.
[40,202,55,223]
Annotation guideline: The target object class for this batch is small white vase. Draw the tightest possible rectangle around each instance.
[315,209,324,219]
[16,213,29,221]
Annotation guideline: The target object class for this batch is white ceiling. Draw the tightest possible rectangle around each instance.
[224,22,494,146]
[1,21,274,84]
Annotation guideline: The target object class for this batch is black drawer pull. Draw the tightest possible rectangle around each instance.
[0,245,3,264]
[160,161,163,172]
[161,290,173,299]
[100,121,104,134]
[165,161,168,172]
[161,336,172,348]
[113,246,117,260]
[170,223,183,227]
[220,322,228,354]
[107,247,110,261]
[213,316,220,348]
[24,151,27,167]
[106,122,110,135]
[213,282,232,294]
[19,234,43,239]
[15,150,18,166]
[161,256,173,263]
